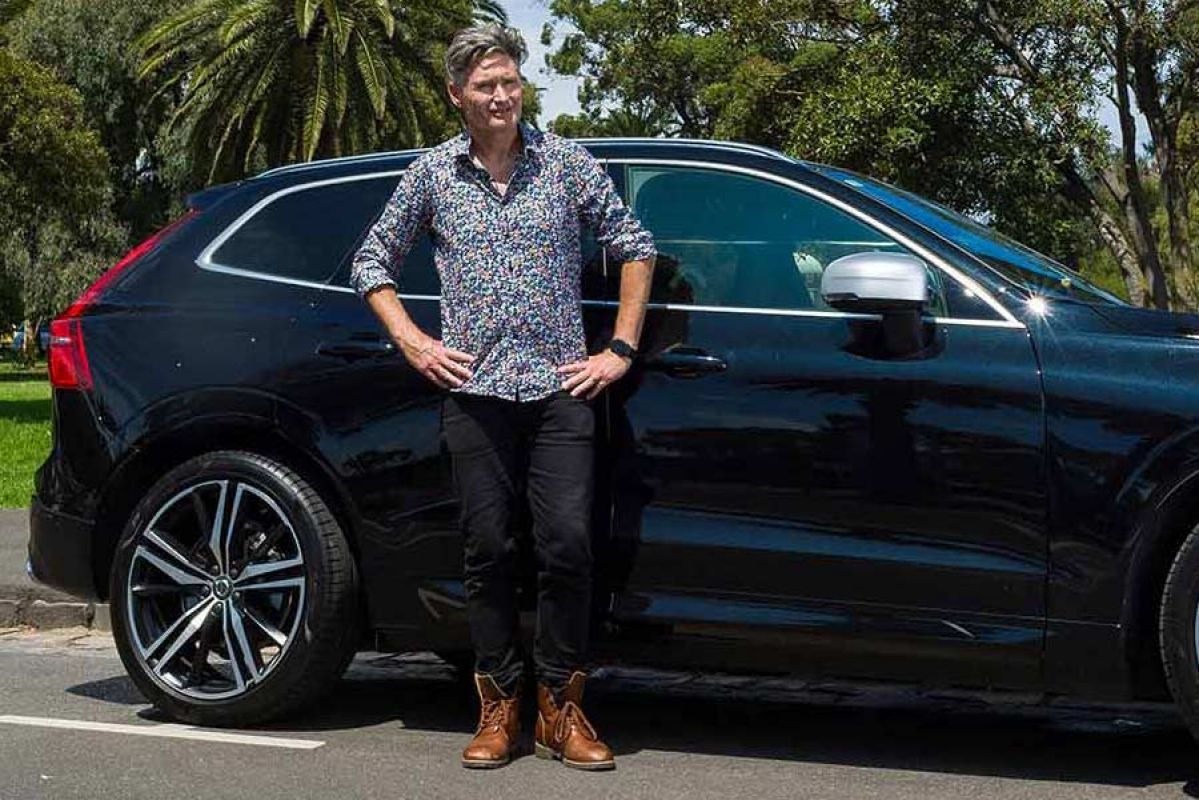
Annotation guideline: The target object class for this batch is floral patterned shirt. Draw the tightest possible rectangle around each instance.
[349,121,656,401]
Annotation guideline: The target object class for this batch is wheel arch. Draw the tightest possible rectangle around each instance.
[1117,454,1199,698]
[92,407,361,604]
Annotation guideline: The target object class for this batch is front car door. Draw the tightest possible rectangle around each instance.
[596,155,1046,688]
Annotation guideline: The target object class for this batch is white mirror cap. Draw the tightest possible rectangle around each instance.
[821,252,928,305]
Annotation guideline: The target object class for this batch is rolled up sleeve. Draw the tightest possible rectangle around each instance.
[349,157,433,296]
[567,143,657,264]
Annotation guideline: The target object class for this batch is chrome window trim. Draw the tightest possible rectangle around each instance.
[196,160,1023,330]
[287,288,1021,329]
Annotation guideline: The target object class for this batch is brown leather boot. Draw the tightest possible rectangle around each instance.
[534,670,615,770]
[461,673,521,768]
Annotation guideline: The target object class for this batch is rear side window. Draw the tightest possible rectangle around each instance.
[207,175,404,285]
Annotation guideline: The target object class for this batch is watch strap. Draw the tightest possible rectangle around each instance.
[607,338,638,359]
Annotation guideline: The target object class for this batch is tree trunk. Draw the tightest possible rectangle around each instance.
[1159,143,1194,305]
[1058,164,1146,305]
[1125,15,1193,307]
[1109,15,1170,308]
[20,318,35,364]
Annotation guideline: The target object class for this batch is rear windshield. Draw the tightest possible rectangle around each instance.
[813,166,1126,305]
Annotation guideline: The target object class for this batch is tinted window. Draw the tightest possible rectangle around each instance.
[627,166,948,315]
[211,176,403,285]
[335,231,441,296]
[815,166,1125,305]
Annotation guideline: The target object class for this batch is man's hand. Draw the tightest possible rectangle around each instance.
[558,350,631,399]
[400,336,476,389]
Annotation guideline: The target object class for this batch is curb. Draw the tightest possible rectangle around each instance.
[0,589,111,632]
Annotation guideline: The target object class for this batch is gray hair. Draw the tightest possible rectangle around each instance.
[444,24,527,87]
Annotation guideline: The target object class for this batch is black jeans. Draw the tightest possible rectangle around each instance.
[442,389,595,695]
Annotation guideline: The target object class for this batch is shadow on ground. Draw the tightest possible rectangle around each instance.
[66,654,1199,792]
[0,397,51,423]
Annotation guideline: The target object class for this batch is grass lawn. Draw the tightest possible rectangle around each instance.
[0,359,51,508]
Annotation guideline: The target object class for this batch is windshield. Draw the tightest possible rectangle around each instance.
[812,165,1126,305]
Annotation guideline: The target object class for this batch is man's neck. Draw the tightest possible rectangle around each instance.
[468,123,521,165]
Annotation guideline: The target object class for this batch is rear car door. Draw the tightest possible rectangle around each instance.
[598,159,1047,687]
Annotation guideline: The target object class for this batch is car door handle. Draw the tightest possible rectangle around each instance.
[643,347,727,378]
[316,338,396,360]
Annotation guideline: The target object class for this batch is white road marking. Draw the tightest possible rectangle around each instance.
[0,715,325,750]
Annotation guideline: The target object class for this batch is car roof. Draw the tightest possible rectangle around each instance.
[254,136,809,182]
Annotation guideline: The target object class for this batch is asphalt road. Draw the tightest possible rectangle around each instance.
[3,628,1199,800]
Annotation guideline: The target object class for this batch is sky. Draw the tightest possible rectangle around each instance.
[503,0,582,123]
[501,0,1149,146]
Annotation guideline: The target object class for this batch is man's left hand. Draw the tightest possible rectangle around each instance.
[558,350,631,399]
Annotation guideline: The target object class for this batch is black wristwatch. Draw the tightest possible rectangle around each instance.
[606,338,638,360]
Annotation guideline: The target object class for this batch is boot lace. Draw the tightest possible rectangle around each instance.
[553,700,598,742]
[478,698,511,733]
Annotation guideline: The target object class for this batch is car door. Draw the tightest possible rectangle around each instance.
[597,159,1046,687]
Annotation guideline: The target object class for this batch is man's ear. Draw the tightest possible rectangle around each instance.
[447,81,462,110]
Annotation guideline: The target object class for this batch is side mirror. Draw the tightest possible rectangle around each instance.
[820,252,929,314]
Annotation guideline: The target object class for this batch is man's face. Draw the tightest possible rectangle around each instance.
[448,51,523,138]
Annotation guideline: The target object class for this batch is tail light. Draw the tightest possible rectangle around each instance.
[48,210,198,390]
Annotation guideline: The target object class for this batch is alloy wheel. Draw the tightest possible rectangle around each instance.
[125,479,306,700]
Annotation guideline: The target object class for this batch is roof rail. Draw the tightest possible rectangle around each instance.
[256,148,428,179]
[253,136,795,180]
[574,136,796,163]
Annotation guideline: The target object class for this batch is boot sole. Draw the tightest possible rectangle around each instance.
[534,741,615,770]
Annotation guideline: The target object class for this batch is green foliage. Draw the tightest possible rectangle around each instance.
[0,50,125,327]
[137,0,511,185]
[0,0,33,43]
[7,0,192,240]
[543,0,1191,299]
[0,364,52,507]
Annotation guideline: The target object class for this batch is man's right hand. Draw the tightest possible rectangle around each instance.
[400,336,476,389]
[363,286,476,390]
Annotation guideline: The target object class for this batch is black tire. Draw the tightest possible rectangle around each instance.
[109,450,358,727]
[1159,522,1199,742]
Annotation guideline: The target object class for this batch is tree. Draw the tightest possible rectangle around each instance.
[0,0,33,44]
[1095,1,1197,302]
[543,0,1199,308]
[7,0,192,240]
[137,0,513,185]
[0,51,125,346]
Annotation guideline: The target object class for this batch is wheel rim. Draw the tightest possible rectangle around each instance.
[126,479,307,701]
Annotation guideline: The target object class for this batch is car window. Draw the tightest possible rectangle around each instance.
[813,166,1125,306]
[210,174,437,290]
[626,165,949,316]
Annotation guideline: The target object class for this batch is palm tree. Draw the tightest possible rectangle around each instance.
[137,0,508,182]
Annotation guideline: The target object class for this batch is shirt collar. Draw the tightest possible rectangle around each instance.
[453,119,540,162]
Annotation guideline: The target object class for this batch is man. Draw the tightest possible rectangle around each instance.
[348,24,656,771]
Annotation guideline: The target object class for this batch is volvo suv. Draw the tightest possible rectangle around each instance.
[27,136,1199,740]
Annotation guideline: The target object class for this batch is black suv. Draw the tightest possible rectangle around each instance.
[28,137,1199,739]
